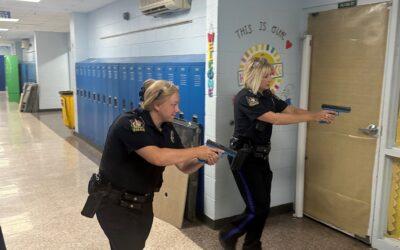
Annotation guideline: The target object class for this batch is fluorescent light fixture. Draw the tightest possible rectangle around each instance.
[15,0,41,2]
[0,18,19,22]
[0,28,9,31]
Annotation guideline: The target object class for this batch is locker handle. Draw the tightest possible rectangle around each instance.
[108,96,112,105]
[114,97,118,108]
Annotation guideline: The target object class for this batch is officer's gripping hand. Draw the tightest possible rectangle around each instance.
[314,110,337,124]
[197,146,223,165]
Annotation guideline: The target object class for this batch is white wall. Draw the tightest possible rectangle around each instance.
[206,0,305,220]
[0,42,15,55]
[70,0,206,131]
[22,38,36,63]
[0,45,11,55]
[70,13,89,132]
[86,0,206,58]
[13,38,35,62]
[35,31,70,110]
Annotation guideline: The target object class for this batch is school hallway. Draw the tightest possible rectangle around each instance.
[0,92,370,249]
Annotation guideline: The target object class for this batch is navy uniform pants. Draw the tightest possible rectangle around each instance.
[221,155,273,249]
[96,196,154,250]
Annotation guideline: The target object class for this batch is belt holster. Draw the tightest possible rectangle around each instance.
[81,173,111,218]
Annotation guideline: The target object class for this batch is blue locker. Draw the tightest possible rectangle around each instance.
[88,64,95,143]
[27,63,36,82]
[82,64,88,140]
[154,65,164,80]
[91,64,98,143]
[128,64,136,109]
[189,65,205,125]
[75,64,82,134]
[106,65,114,133]
[91,64,98,145]
[88,65,94,143]
[112,64,119,120]
[144,65,153,81]
[94,64,102,147]
[164,65,177,83]
[79,64,85,135]
[176,65,190,120]
[136,65,144,107]
[80,64,85,134]
[119,64,129,114]
[100,64,108,146]
[19,63,28,86]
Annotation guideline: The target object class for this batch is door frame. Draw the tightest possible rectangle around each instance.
[295,0,399,245]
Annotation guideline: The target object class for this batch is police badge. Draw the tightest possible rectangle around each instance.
[130,118,145,132]
[246,96,259,107]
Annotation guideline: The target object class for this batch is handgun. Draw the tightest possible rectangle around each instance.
[320,104,351,123]
[205,139,237,158]
[321,104,351,114]
[198,139,237,163]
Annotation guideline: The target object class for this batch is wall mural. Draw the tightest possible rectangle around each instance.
[235,19,294,104]
[238,43,283,91]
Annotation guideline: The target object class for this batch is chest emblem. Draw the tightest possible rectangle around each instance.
[246,96,259,107]
[130,118,145,132]
[170,131,175,143]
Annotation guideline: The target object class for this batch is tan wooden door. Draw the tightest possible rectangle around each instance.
[305,3,389,238]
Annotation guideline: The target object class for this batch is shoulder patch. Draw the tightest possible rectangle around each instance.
[246,96,259,107]
[130,118,145,132]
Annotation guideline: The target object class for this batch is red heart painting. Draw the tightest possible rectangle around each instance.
[286,40,293,49]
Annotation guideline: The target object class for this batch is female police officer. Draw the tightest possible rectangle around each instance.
[218,57,336,250]
[94,80,221,249]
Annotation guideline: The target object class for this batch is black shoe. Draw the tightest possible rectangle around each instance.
[242,241,262,250]
[218,230,238,250]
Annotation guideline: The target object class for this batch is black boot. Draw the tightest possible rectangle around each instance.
[218,230,238,250]
[242,241,262,250]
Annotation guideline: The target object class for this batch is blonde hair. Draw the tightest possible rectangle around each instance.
[143,79,155,90]
[243,57,273,94]
[141,80,179,111]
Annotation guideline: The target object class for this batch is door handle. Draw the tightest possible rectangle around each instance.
[358,124,379,136]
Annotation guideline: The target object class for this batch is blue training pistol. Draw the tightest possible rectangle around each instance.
[198,139,237,163]
[320,104,351,123]
[205,139,237,158]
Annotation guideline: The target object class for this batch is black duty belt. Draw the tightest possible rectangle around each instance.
[108,189,154,203]
[252,144,271,160]
[99,172,154,209]
[107,189,154,210]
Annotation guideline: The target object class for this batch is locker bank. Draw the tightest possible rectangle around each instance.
[0,0,399,249]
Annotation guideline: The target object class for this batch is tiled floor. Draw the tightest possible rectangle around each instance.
[0,92,371,249]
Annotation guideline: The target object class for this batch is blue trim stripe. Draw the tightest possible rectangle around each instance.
[222,170,255,240]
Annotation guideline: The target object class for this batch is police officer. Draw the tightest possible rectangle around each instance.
[218,57,336,250]
[93,80,222,249]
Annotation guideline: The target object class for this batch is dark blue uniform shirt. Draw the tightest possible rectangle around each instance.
[233,88,288,145]
[100,108,183,194]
